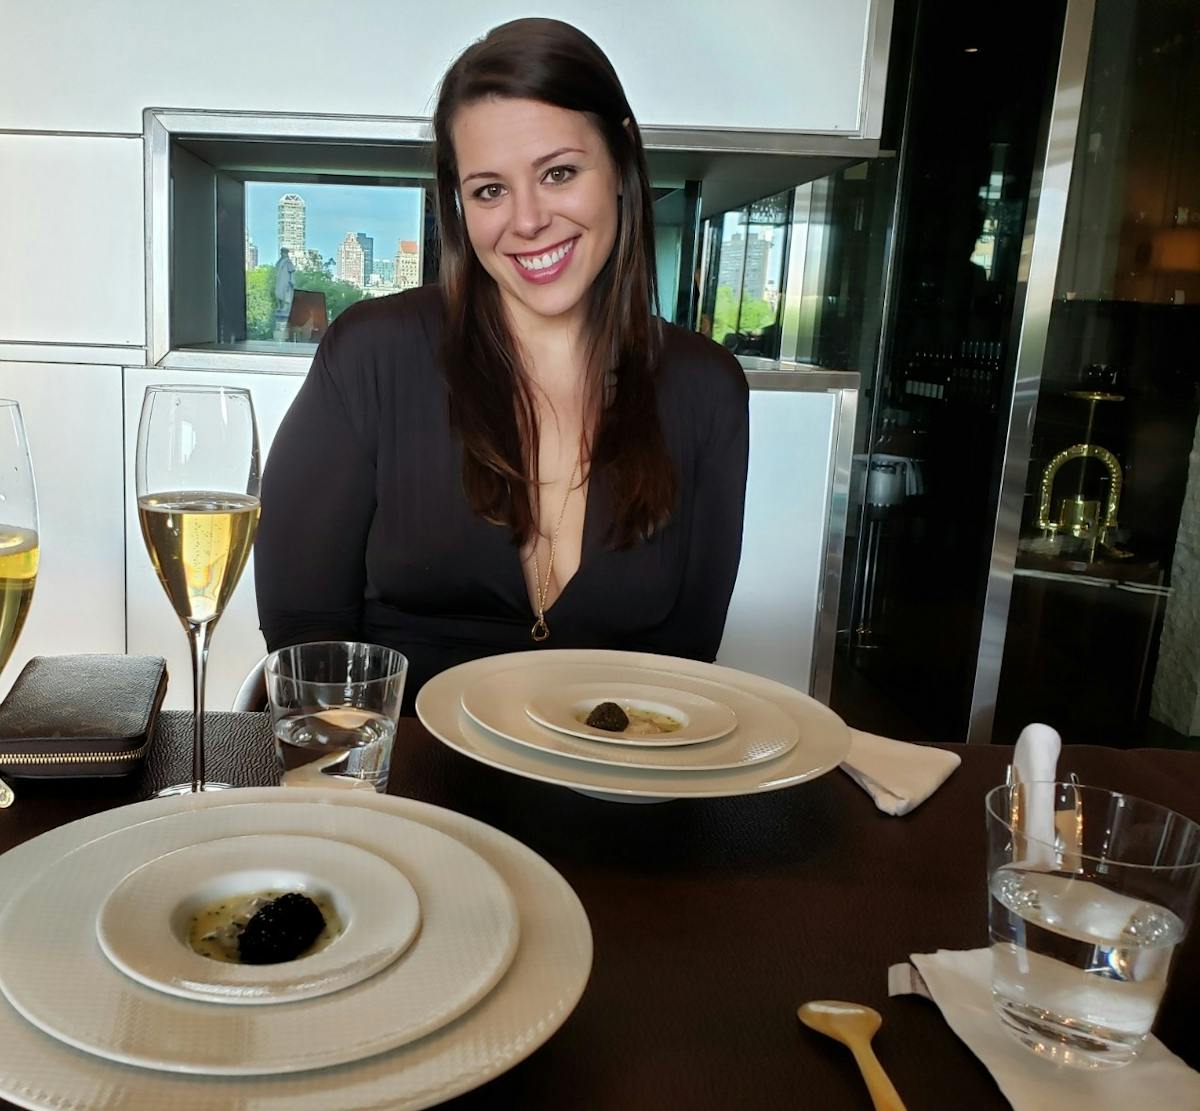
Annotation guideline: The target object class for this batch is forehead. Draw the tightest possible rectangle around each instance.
[452,97,602,175]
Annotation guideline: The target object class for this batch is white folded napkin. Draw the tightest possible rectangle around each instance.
[890,948,1200,1110]
[840,729,961,816]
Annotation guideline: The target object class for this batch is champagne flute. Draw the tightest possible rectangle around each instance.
[136,385,260,795]
[0,400,38,808]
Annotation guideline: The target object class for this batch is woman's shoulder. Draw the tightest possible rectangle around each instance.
[321,284,445,359]
[657,320,749,408]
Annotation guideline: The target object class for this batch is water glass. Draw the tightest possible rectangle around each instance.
[985,782,1200,1069]
[265,642,407,792]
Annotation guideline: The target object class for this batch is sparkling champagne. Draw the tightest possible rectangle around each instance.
[0,525,38,673]
[137,492,260,625]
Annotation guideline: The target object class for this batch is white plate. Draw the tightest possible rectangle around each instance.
[524,681,737,745]
[0,802,520,1075]
[0,789,591,1108]
[420,649,850,800]
[463,664,798,772]
[97,833,421,1005]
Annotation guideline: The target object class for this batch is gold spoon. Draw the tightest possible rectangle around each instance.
[797,1000,906,1111]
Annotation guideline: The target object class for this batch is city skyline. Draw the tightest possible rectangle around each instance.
[245,181,424,271]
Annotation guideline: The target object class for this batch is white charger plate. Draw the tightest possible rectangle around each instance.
[0,802,519,1075]
[0,789,591,1110]
[97,833,421,1005]
[420,649,850,800]
[462,663,798,772]
[525,680,737,745]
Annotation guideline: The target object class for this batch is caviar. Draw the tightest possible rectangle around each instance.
[238,893,327,964]
[585,701,630,731]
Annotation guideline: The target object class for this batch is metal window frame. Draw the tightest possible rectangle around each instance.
[965,0,1098,743]
[144,88,890,370]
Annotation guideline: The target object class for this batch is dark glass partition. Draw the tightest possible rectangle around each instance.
[992,0,1200,748]
[830,0,1068,742]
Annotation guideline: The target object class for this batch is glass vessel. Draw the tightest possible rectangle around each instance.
[0,400,38,679]
[135,385,260,794]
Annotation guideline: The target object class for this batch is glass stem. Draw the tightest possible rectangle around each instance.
[187,619,215,793]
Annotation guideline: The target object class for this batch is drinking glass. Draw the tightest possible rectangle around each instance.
[136,385,260,795]
[265,642,407,792]
[986,782,1200,1069]
[0,400,38,678]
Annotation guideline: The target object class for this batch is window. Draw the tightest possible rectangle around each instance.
[243,182,426,346]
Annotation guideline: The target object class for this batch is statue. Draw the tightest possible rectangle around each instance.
[273,248,296,340]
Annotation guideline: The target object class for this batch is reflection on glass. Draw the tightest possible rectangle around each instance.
[698,191,792,358]
[827,1,1066,743]
[994,0,1200,747]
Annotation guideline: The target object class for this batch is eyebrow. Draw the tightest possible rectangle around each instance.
[461,147,587,185]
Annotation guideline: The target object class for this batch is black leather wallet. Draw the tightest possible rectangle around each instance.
[0,655,168,777]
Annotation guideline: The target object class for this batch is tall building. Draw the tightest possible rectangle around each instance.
[395,239,421,290]
[717,231,769,302]
[278,194,306,263]
[244,229,258,270]
[354,233,373,287]
[337,232,367,287]
[374,258,395,284]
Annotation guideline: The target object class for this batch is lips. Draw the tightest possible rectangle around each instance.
[508,237,578,285]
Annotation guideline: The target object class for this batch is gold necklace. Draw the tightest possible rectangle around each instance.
[530,458,581,642]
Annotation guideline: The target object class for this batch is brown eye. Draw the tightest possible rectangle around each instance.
[544,165,577,185]
[472,183,505,201]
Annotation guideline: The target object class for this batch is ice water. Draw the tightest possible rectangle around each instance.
[274,708,396,791]
[989,867,1184,1068]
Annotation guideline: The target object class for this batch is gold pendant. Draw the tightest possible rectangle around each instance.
[531,616,550,642]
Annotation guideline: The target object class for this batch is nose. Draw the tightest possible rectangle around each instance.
[509,185,551,241]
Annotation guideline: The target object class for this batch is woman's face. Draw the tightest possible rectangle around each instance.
[453,97,621,330]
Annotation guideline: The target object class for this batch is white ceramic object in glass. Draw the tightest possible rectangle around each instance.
[461,663,798,773]
[420,649,850,800]
[96,833,421,1005]
[0,803,519,1075]
[523,680,737,746]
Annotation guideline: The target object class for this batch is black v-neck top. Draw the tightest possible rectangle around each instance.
[255,285,749,709]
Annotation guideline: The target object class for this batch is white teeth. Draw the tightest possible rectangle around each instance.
[516,240,573,271]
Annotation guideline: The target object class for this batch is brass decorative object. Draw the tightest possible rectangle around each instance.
[1030,390,1129,561]
[1035,444,1121,543]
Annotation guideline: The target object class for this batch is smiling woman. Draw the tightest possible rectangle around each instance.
[255,18,749,710]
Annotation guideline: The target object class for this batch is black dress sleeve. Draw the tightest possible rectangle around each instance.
[639,354,749,661]
[255,320,379,650]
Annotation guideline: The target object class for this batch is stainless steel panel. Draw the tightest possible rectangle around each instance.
[812,387,858,702]
[859,0,896,140]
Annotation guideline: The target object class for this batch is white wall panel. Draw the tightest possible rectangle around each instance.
[0,364,127,698]
[123,368,304,711]
[0,0,875,135]
[717,390,837,693]
[0,136,145,347]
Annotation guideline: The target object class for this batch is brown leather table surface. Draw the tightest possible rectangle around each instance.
[1,711,1197,1110]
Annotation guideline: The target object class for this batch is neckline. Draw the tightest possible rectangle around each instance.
[517,466,600,623]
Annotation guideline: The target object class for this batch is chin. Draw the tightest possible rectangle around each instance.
[506,280,591,322]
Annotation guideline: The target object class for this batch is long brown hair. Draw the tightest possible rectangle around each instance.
[433,17,675,548]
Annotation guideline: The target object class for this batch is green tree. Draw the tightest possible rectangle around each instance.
[244,264,368,340]
[710,285,776,346]
[712,286,738,344]
[737,297,775,333]
[245,265,275,340]
[294,269,366,322]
